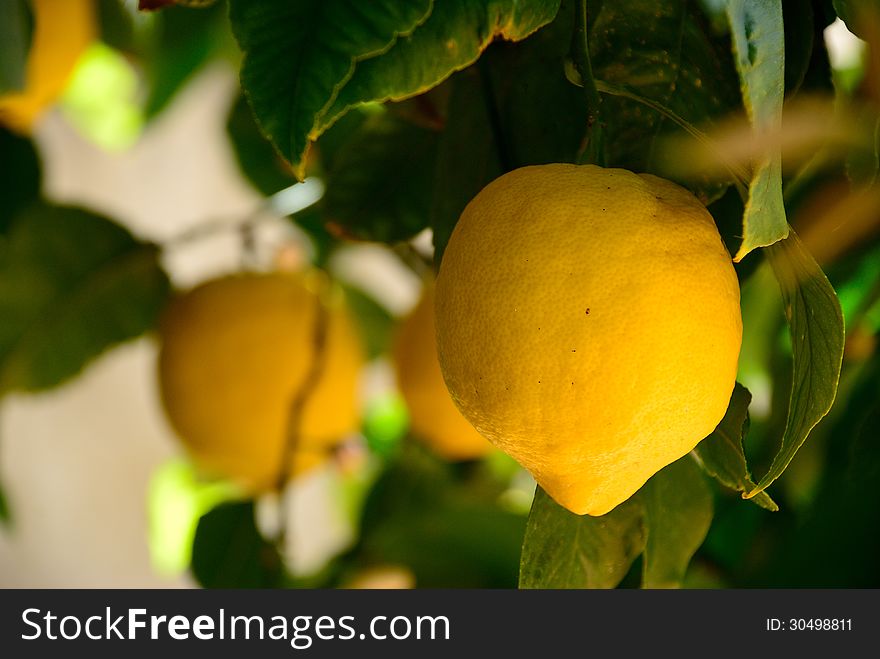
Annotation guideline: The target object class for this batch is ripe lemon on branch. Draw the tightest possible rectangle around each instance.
[157,271,364,492]
[0,0,96,133]
[435,164,742,516]
[393,284,493,461]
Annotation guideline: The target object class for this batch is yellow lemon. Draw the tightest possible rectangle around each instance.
[157,271,364,491]
[393,284,494,461]
[435,164,742,516]
[0,0,96,133]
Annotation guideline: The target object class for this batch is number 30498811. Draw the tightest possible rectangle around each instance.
[766,619,853,631]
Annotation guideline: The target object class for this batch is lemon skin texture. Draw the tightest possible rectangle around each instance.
[0,0,96,133]
[157,272,364,491]
[393,284,494,461]
[435,164,742,516]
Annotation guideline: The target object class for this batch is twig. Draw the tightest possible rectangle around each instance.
[273,290,330,565]
[573,0,606,166]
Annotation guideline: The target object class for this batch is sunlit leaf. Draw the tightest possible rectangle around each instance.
[228,0,433,179]
[641,457,714,588]
[693,383,779,510]
[147,459,239,576]
[0,203,171,393]
[319,0,562,134]
[519,487,644,589]
[751,230,845,496]
[726,0,789,260]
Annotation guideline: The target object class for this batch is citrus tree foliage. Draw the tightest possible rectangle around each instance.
[2,0,874,586]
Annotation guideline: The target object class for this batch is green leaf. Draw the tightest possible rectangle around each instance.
[588,0,741,202]
[520,456,718,588]
[432,1,585,263]
[833,0,880,42]
[751,230,845,496]
[431,70,501,265]
[693,382,779,511]
[725,0,789,261]
[339,282,395,359]
[191,500,284,588]
[0,203,171,393]
[0,479,10,527]
[319,0,563,135]
[226,94,296,196]
[97,0,135,54]
[228,0,433,179]
[782,0,815,95]
[483,0,589,167]
[640,457,714,588]
[519,487,645,589]
[0,128,40,235]
[321,112,439,242]
[0,0,31,95]
[144,2,235,118]
[754,348,880,586]
[351,447,526,587]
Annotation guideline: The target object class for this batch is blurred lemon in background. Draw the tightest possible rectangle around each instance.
[435,164,742,516]
[0,0,96,133]
[157,271,364,492]
[393,284,493,461]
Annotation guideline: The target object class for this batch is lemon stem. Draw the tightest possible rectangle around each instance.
[573,0,606,167]
[274,289,330,560]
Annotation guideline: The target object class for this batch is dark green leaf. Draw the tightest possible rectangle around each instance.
[754,348,880,586]
[322,112,439,242]
[191,501,284,588]
[0,203,171,393]
[431,70,501,265]
[483,0,589,167]
[98,0,135,53]
[144,2,234,118]
[519,487,645,589]
[319,0,563,134]
[725,0,789,260]
[0,127,40,235]
[227,94,296,196]
[846,113,880,189]
[833,0,880,42]
[640,456,713,588]
[693,382,779,510]
[351,448,526,587]
[589,0,741,202]
[0,479,10,527]
[339,283,394,359]
[753,230,845,495]
[783,0,814,95]
[229,0,433,179]
[0,0,31,94]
